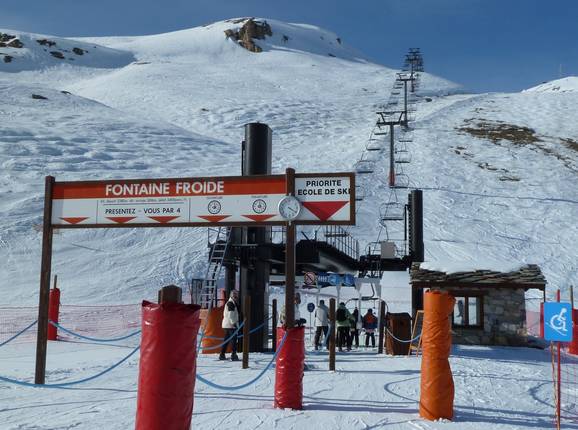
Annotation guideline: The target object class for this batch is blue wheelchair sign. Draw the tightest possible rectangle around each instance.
[544,302,573,342]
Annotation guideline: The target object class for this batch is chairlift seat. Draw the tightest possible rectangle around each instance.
[355,160,375,174]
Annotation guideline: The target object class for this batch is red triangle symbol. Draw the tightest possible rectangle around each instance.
[106,216,136,224]
[243,214,276,222]
[148,216,180,224]
[60,217,89,225]
[302,201,348,221]
[199,215,230,223]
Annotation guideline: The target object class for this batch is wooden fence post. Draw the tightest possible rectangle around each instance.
[272,299,278,352]
[159,285,182,304]
[329,298,336,371]
[243,295,251,369]
[378,300,386,354]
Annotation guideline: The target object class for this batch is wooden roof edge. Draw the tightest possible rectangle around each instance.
[410,281,546,291]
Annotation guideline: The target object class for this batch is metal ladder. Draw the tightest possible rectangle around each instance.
[198,227,231,309]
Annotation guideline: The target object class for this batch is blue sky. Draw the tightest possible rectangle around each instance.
[2,0,577,92]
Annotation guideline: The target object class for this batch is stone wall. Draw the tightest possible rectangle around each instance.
[446,287,528,347]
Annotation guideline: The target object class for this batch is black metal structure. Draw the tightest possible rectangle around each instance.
[239,123,273,351]
[408,189,424,263]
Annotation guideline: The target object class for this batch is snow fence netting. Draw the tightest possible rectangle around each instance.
[274,326,305,410]
[419,290,455,421]
[135,301,201,430]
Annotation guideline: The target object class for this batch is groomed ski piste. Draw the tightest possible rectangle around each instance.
[1,17,578,429]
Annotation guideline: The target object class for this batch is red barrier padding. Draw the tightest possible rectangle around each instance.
[569,309,578,355]
[540,302,544,339]
[419,290,456,421]
[274,326,305,410]
[47,288,61,341]
[135,301,201,430]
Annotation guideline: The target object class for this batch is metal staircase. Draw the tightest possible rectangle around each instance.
[198,227,231,309]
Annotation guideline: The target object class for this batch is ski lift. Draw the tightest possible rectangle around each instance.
[354,160,375,174]
[379,201,405,222]
[395,152,412,164]
[355,185,366,201]
[391,173,410,189]
[366,139,383,151]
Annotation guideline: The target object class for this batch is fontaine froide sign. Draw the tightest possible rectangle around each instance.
[50,172,355,227]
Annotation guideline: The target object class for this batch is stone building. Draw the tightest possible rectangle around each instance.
[410,263,546,346]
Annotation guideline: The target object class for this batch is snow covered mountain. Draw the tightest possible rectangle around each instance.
[524,76,578,93]
[0,18,576,306]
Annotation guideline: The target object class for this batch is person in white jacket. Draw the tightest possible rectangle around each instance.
[220,290,240,361]
[279,292,307,327]
[314,300,329,350]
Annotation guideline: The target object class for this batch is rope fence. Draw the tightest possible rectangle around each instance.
[196,332,288,391]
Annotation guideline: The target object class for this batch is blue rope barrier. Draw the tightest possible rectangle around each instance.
[240,321,267,337]
[200,319,266,341]
[198,322,245,351]
[0,320,38,348]
[0,345,140,389]
[385,327,421,344]
[195,332,288,391]
[49,320,141,343]
[200,314,272,340]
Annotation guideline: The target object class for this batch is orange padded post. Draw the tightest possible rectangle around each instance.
[201,306,232,354]
[419,290,456,421]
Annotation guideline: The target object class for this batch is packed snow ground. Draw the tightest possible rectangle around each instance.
[0,334,562,430]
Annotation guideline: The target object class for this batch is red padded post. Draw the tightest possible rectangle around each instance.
[274,326,305,410]
[569,309,578,355]
[539,302,544,339]
[47,287,60,341]
[135,299,201,430]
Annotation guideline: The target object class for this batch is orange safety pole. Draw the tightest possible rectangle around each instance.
[419,290,456,421]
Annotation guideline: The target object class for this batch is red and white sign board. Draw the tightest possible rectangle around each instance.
[51,176,287,227]
[294,173,355,225]
[50,172,355,228]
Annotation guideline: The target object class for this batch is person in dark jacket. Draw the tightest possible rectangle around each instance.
[350,308,361,348]
[335,302,351,351]
[362,308,377,348]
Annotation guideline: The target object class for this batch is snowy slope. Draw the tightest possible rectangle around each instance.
[524,76,578,93]
[406,90,578,297]
[0,18,458,304]
[0,18,576,308]
[0,29,133,72]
